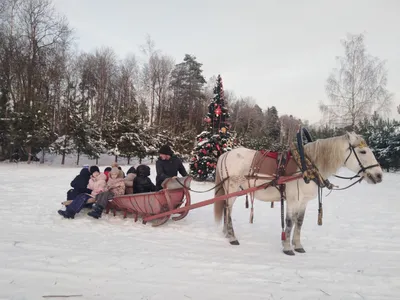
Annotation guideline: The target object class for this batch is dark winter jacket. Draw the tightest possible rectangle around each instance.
[133,177,156,194]
[155,156,188,190]
[132,166,156,194]
[66,168,92,200]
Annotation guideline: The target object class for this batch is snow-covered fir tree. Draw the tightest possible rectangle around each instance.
[84,126,107,165]
[362,117,400,171]
[141,127,175,163]
[117,115,145,164]
[49,135,75,163]
[11,107,53,162]
[173,129,197,161]
[189,75,238,181]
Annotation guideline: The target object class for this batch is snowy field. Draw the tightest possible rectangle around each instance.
[0,162,400,300]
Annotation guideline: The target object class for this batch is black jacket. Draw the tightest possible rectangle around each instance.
[155,156,188,189]
[133,176,156,194]
[67,168,92,200]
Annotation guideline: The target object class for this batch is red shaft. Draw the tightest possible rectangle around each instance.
[143,174,302,222]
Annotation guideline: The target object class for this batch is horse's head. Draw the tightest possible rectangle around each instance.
[344,132,383,184]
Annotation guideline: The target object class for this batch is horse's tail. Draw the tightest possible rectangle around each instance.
[214,158,226,223]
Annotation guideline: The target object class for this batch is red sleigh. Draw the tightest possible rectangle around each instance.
[107,176,192,226]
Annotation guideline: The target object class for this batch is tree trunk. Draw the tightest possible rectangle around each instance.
[115,155,118,163]
[127,157,130,164]
[40,148,45,164]
[76,150,80,166]
[61,150,66,165]
[150,85,155,125]
[27,146,32,164]
[96,157,99,165]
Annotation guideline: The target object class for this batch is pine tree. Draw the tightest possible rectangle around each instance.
[173,129,196,160]
[103,119,121,162]
[84,126,106,165]
[0,89,11,159]
[367,118,400,171]
[265,107,280,140]
[10,107,54,162]
[49,135,75,161]
[189,75,237,181]
[118,115,145,165]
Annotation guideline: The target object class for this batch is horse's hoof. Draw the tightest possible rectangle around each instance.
[283,250,295,256]
[295,248,306,253]
[230,240,240,245]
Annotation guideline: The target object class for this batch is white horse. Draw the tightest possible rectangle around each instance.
[214,132,383,255]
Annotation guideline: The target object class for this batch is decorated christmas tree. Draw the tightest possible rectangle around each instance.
[189,75,237,181]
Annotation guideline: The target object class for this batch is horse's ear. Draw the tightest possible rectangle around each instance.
[345,131,357,145]
[345,131,351,140]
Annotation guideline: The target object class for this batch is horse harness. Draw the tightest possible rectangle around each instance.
[244,149,299,228]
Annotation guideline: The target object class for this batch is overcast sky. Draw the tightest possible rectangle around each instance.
[53,0,400,123]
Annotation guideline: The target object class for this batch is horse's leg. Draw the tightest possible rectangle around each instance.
[224,197,239,245]
[292,202,308,253]
[282,200,296,256]
[222,201,228,235]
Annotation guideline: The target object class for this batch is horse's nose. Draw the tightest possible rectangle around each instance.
[375,172,383,183]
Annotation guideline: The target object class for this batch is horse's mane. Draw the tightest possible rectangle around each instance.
[303,134,348,178]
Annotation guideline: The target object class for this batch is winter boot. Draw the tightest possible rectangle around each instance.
[58,209,75,219]
[87,204,103,219]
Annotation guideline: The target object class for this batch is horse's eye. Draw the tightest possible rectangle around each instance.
[359,150,366,154]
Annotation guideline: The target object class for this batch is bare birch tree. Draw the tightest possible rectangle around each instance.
[154,55,174,126]
[117,54,139,114]
[320,33,393,129]
[139,35,158,125]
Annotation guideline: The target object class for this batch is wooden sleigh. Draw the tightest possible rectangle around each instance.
[63,176,192,227]
[110,176,192,226]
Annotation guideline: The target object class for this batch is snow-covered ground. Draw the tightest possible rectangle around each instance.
[1,163,399,300]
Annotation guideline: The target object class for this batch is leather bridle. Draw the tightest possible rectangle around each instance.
[335,143,380,184]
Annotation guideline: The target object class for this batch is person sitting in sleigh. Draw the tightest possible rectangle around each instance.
[133,165,156,194]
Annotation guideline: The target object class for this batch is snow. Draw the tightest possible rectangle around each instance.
[1,163,400,300]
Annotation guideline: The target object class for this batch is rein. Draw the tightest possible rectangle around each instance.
[330,142,380,189]
[172,176,228,193]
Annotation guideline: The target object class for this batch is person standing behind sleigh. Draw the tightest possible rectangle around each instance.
[87,167,125,219]
[155,144,188,190]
